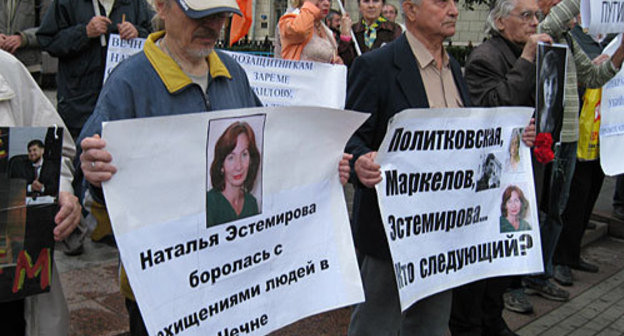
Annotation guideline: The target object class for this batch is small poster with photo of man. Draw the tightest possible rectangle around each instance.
[536,43,568,142]
[0,126,63,301]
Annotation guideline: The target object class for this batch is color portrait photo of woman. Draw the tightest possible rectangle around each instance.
[499,185,531,233]
[206,117,264,227]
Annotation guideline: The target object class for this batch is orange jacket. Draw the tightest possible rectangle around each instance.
[278,2,323,60]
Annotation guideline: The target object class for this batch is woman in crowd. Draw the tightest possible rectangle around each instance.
[278,0,348,63]
[207,121,261,227]
[338,0,401,67]
[500,185,531,233]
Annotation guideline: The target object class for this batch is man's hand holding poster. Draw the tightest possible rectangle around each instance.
[374,107,543,311]
[101,106,366,335]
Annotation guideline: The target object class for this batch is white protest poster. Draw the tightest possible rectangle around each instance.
[581,0,624,35]
[375,107,543,311]
[103,34,146,84]
[598,35,624,175]
[224,51,347,108]
[102,106,366,335]
[600,70,624,175]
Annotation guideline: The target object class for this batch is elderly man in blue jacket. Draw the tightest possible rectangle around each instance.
[77,0,262,334]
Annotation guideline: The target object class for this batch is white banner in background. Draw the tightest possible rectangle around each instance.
[600,70,624,175]
[225,51,347,108]
[102,106,366,336]
[375,107,543,311]
[103,34,146,84]
[581,0,624,35]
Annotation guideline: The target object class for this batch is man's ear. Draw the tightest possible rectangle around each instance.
[496,17,505,32]
[402,0,417,22]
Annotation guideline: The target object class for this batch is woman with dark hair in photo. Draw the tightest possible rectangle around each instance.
[207,121,261,227]
[539,50,560,134]
[500,185,531,233]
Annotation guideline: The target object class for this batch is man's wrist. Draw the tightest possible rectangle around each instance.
[17,32,26,47]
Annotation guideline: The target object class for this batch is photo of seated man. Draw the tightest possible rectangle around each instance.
[9,139,59,198]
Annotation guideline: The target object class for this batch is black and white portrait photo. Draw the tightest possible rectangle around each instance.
[536,43,568,140]
[476,153,502,192]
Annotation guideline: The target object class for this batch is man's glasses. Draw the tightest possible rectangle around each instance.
[510,10,540,22]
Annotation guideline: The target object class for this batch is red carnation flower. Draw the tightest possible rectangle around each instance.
[534,133,554,164]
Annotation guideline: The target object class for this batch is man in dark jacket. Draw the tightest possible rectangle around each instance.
[9,139,60,197]
[36,0,153,138]
[345,0,471,334]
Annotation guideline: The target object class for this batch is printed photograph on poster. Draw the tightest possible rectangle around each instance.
[0,126,62,301]
[499,184,532,234]
[536,43,568,141]
[505,128,524,173]
[206,115,266,228]
[475,153,501,192]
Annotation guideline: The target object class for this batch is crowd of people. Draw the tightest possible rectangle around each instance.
[1,0,624,335]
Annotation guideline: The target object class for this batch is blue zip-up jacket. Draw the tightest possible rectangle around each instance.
[78,31,262,203]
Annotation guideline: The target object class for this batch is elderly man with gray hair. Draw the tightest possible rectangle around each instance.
[78,0,263,334]
[449,0,551,335]
[345,0,471,334]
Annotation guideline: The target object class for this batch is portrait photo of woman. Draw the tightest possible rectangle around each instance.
[206,117,264,228]
[505,128,522,172]
[536,44,567,139]
[499,185,531,233]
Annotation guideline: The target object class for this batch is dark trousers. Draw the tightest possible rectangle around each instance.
[537,142,577,277]
[555,160,604,266]
[0,299,25,335]
[615,174,624,208]
[125,298,149,336]
[450,277,511,336]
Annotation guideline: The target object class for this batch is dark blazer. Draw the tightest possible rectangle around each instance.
[9,159,59,196]
[345,33,472,260]
[464,34,536,108]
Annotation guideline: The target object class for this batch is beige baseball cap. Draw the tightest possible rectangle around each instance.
[174,0,242,18]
